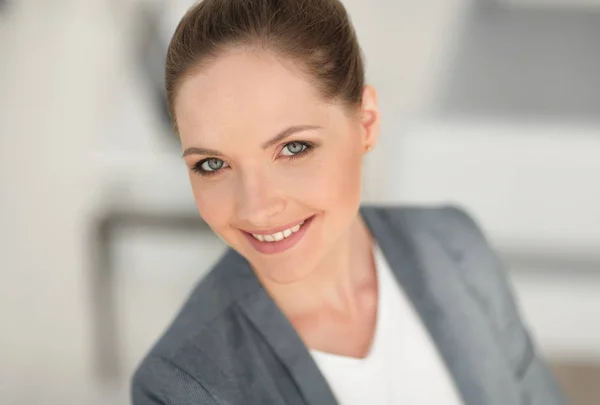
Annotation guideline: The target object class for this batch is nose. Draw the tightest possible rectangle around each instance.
[235,168,286,227]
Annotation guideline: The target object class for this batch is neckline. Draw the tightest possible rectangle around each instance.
[309,243,387,365]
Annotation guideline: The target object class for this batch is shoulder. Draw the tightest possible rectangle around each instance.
[381,204,506,282]
[131,249,253,404]
[367,203,508,288]
[131,352,218,405]
[366,203,483,232]
[363,203,492,252]
[364,203,518,332]
[142,250,240,359]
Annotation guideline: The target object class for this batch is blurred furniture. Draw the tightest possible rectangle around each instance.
[435,1,600,122]
[552,362,600,405]
[91,208,209,382]
[89,151,218,383]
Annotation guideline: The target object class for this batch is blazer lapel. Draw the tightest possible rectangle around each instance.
[236,269,338,405]
[360,206,521,405]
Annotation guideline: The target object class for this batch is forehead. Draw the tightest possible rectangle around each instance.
[175,49,331,145]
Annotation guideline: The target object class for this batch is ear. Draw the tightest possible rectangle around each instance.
[359,85,380,153]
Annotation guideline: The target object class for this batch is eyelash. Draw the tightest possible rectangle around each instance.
[191,141,316,177]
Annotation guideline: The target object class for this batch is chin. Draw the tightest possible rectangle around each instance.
[250,236,325,286]
[248,239,320,283]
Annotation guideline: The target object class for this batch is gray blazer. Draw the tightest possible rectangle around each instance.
[132,205,566,405]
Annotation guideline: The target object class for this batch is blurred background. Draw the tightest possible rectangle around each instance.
[1,0,599,404]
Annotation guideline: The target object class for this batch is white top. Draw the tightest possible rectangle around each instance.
[310,245,463,405]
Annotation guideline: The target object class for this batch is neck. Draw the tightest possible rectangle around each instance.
[262,213,375,318]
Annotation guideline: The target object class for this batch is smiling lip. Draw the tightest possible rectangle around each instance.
[242,215,315,255]
[241,217,311,236]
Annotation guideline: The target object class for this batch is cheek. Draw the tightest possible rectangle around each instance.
[324,146,363,205]
[188,175,235,232]
[288,141,363,208]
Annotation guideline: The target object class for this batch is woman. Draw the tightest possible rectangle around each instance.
[132,0,565,404]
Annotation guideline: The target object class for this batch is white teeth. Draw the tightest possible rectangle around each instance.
[251,219,307,243]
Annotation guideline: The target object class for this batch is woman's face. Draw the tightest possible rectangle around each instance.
[175,49,379,284]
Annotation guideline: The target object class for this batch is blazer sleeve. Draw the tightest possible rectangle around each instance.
[444,206,566,405]
[131,354,219,405]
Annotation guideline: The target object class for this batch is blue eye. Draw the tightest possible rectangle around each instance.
[192,158,229,176]
[281,141,309,156]
[202,158,224,171]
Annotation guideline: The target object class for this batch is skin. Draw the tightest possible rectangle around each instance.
[175,47,381,358]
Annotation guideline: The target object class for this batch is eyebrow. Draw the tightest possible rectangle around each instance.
[181,147,223,158]
[181,125,321,158]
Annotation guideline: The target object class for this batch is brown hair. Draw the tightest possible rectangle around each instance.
[165,0,365,132]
